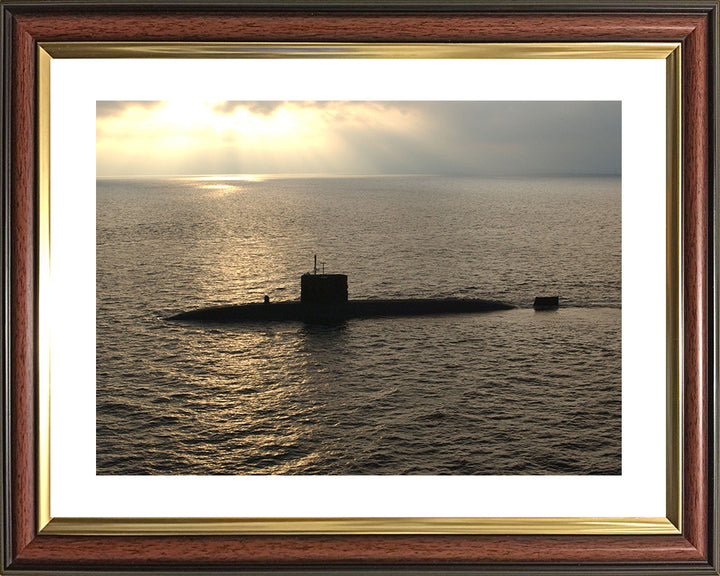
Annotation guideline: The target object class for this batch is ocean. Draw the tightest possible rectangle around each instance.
[96,175,621,475]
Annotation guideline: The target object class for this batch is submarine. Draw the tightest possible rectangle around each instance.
[168,256,514,324]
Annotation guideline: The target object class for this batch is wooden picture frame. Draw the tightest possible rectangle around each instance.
[1,1,717,573]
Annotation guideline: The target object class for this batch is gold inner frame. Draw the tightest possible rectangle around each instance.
[36,42,682,536]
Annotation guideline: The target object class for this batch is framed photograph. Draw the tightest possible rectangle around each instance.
[1,1,717,574]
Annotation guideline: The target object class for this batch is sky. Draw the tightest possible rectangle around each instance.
[96,101,621,178]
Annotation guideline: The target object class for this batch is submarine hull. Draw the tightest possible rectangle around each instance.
[168,298,514,324]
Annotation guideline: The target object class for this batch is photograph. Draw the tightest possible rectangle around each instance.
[4,0,717,571]
[96,100,622,476]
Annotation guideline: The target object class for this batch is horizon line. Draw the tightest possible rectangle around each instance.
[96,172,622,180]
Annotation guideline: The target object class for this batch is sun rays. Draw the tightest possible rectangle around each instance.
[96,101,620,178]
[96,101,423,177]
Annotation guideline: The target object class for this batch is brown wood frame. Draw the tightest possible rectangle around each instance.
[1,1,717,573]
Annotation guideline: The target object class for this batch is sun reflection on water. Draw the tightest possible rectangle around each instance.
[193,174,267,182]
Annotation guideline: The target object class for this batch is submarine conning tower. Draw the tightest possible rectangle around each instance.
[300,255,348,304]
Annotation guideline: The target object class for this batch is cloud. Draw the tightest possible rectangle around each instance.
[96,101,163,119]
[211,101,285,116]
[96,101,621,177]
[394,101,621,176]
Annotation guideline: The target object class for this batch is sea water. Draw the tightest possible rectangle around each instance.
[96,175,621,475]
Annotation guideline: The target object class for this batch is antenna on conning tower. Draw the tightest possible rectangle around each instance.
[314,254,317,275]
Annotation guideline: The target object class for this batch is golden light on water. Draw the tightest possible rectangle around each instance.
[194,175,266,182]
[191,174,267,196]
[198,183,241,197]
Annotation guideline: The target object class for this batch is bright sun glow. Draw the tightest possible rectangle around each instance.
[97,101,424,177]
[157,101,307,142]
